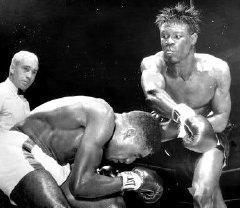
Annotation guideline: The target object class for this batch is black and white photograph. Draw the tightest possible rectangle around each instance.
[0,0,240,207]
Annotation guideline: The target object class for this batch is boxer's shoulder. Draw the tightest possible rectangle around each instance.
[195,53,229,71]
[141,52,165,73]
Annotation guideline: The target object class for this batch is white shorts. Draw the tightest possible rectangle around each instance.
[0,130,70,200]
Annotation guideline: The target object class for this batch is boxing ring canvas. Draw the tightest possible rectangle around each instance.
[0,0,240,207]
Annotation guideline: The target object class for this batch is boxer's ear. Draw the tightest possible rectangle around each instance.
[190,33,198,45]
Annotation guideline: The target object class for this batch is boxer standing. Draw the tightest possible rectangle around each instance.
[141,3,231,208]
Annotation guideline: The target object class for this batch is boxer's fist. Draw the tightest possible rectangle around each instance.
[182,115,217,153]
[118,167,163,203]
[172,103,196,138]
[97,166,119,177]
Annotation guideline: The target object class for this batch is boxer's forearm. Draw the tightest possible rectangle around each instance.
[69,175,123,198]
[145,89,177,119]
[62,179,124,208]
[207,113,229,133]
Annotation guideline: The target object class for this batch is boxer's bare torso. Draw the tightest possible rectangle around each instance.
[144,52,225,115]
[141,51,231,132]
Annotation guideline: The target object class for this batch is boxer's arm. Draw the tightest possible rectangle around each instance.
[68,107,123,199]
[140,56,177,119]
[207,61,231,133]
[61,177,125,208]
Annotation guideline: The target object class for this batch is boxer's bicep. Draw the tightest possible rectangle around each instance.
[209,63,231,132]
[69,138,104,197]
[141,59,177,117]
[140,59,166,96]
[68,111,122,198]
[211,88,231,118]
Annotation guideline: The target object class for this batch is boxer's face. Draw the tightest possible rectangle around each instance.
[105,116,151,164]
[160,22,197,63]
[105,137,151,164]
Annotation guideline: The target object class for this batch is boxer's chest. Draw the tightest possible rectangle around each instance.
[164,71,216,109]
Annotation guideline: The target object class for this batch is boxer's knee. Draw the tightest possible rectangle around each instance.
[189,183,214,208]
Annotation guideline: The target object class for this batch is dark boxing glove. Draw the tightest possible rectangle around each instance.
[182,115,217,153]
[118,167,163,204]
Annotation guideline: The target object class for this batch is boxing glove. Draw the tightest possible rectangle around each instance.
[172,103,196,138]
[97,166,119,177]
[118,167,163,204]
[182,115,217,153]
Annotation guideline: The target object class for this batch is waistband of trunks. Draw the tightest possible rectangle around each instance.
[13,126,54,160]
[22,138,45,170]
[22,137,36,152]
[216,132,229,167]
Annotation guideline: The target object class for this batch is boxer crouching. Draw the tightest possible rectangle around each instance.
[0,96,163,207]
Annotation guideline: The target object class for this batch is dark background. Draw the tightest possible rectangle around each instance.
[1,0,240,207]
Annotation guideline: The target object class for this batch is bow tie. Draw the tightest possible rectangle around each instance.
[18,89,25,95]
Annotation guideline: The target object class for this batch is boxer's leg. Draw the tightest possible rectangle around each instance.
[189,147,225,208]
[10,169,71,208]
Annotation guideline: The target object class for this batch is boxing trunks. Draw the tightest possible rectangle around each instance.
[0,130,70,204]
[160,116,229,164]
[160,117,229,185]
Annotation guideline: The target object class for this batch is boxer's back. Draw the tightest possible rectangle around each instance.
[14,96,113,165]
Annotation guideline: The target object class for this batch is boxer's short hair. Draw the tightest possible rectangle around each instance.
[155,2,201,34]
[126,111,162,154]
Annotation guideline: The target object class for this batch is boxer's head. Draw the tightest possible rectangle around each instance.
[155,2,201,35]
[104,111,162,164]
[9,51,39,91]
[155,3,200,63]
